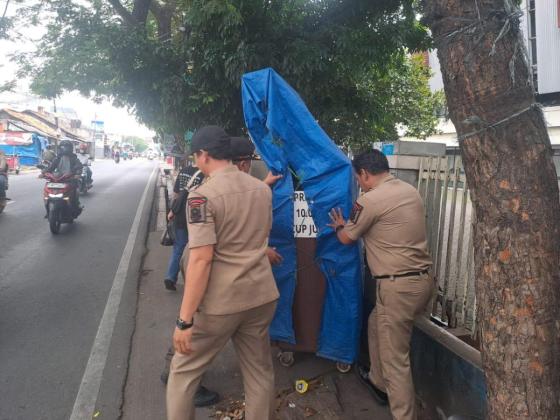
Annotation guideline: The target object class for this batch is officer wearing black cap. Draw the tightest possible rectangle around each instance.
[167,126,280,420]
[230,136,283,264]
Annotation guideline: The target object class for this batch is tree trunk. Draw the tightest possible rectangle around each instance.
[423,1,560,418]
[150,0,175,41]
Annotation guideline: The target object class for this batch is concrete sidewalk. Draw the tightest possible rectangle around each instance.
[122,178,391,420]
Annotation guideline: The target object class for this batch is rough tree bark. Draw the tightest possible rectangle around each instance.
[423,0,560,418]
[150,0,176,41]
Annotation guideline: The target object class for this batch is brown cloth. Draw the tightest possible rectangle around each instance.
[343,175,432,277]
[186,165,279,315]
[343,174,434,420]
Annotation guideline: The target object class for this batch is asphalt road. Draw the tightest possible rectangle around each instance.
[0,158,157,420]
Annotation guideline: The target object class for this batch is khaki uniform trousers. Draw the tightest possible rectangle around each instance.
[368,273,434,420]
[167,301,277,420]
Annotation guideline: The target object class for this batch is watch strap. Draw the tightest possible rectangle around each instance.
[176,317,194,330]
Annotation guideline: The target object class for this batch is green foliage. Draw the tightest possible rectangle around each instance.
[14,0,441,150]
[122,135,149,152]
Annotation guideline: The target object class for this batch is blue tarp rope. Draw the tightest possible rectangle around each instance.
[241,68,362,364]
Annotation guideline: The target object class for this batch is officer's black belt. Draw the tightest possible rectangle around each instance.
[375,269,429,280]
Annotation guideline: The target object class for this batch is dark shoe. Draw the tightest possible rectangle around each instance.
[160,346,174,385]
[164,279,176,291]
[194,385,219,407]
[356,364,388,406]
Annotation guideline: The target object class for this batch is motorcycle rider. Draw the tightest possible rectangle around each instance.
[0,150,9,204]
[47,140,83,213]
[42,144,57,167]
[77,143,93,185]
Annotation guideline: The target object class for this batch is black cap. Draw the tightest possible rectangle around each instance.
[230,136,256,160]
[191,126,231,156]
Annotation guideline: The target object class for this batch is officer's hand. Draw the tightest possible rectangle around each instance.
[263,171,283,187]
[327,207,346,230]
[266,247,283,265]
[173,327,194,355]
[168,210,174,220]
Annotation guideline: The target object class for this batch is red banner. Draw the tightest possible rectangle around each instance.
[0,132,33,146]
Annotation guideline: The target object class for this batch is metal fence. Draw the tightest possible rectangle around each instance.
[417,155,478,337]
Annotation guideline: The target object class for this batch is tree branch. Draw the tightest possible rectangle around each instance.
[132,0,152,24]
[2,0,10,19]
[149,0,176,40]
[106,0,136,25]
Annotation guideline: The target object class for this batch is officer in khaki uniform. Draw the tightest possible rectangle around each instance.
[167,126,280,420]
[329,149,433,420]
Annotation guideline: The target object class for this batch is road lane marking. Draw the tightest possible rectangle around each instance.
[69,165,156,420]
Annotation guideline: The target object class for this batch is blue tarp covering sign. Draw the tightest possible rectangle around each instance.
[241,68,362,364]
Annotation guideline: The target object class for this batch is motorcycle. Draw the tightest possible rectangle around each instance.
[0,173,8,214]
[114,152,120,164]
[43,172,82,234]
[78,162,93,194]
[0,172,10,213]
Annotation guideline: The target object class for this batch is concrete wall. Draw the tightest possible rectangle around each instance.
[535,0,560,94]
[412,319,486,420]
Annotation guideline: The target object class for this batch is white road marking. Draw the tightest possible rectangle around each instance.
[69,165,156,420]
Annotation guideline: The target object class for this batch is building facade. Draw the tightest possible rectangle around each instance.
[424,0,560,145]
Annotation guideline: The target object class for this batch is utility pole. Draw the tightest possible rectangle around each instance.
[53,98,60,147]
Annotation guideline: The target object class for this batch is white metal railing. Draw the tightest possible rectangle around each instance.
[417,156,478,338]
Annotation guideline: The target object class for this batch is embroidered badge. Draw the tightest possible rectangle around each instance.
[350,202,363,224]
[188,197,207,223]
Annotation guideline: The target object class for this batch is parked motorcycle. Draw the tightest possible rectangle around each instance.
[43,172,82,234]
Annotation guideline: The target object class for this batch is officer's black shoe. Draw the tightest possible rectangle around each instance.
[356,364,389,406]
[161,371,219,408]
[164,279,176,291]
[160,369,169,385]
[194,386,220,407]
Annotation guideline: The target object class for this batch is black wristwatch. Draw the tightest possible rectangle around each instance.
[176,317,194,330]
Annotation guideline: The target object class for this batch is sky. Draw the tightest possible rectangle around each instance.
[0,4,155,138]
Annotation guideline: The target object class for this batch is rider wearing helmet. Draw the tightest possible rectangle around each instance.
[47,140,83,211]
[77,143,93,184]
[42,144,56,166]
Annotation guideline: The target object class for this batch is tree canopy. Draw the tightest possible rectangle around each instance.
[11,0,443,149]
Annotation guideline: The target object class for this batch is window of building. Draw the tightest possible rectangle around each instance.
[527,0,538,91]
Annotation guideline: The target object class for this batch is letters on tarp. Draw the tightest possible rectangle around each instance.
[241,68,362,364]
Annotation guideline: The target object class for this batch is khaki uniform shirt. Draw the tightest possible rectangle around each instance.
[344,175,432,277]
[186,165,279,315]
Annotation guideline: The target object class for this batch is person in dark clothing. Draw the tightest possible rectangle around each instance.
[47,140,83,175]
[164,161,204,291]
[0,150,8,201]
[46,140,83,213]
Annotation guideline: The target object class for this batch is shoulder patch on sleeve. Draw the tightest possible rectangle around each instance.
[188,197,207,223]
[350,201,363,224]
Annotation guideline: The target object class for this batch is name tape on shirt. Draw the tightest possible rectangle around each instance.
[188,197,207,223]
[350,202,363,224]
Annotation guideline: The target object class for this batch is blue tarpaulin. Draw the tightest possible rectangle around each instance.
[241,68,362,364]
[0,133,46,166]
